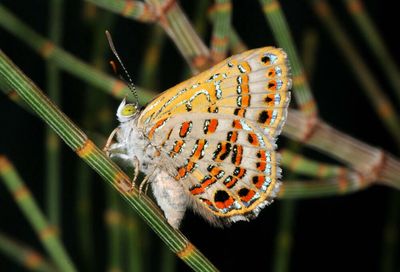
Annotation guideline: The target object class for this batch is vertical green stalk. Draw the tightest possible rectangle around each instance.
[273,32,320,270]
[310,0,400,147]
[161,243,176,272]
[45,0,63,232]
[106,191,123,272]
[210,0,232,62]
[343,0,400,104]
[380,193,400,272]
[272,199,295,272]
[0,232,56,272]
[75,161,94,270]
[138,25,165,90]
[78,7,116,270]
[125,211,143,272]
[301,28,318,82]
[0,156,77,272]
[229,28,247,54]
[259,0,317,117]
[145,0,211,72]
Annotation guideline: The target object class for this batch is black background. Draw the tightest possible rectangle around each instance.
[0,0,399,271]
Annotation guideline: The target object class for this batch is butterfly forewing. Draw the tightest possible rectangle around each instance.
[137,47,291,223]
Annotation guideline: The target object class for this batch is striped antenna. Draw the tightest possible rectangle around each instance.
[105,30,139,106]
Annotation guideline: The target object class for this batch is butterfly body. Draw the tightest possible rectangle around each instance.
[109,47,291,228]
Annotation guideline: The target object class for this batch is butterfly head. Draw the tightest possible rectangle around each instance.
[117,98,139,122]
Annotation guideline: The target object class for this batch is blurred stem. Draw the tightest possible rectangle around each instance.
[106,191,123,272]
[125,211,143,272]
[310,0,400,147]
[210,0,232,62]
[273,199,295,272]
[0,156,77,272]
[0,5,154,104]
[259,0,317,117]
[301,28,319,82]
[343,0,400,104]
[381,192,400,272]
[161,243,176,272]
[45,0,63,232]
[281,149,345,179]
[0,232,56,272]
[138,25,165,90]
[76,7,115,270]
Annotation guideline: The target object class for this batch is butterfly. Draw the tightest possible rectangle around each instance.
[106,46,291,228]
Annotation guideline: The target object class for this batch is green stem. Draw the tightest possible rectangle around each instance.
[310,0,400,147]
[0,231,56,272]
[45,0,63,231]
[273,200,295,272]
[210,0,232,62]
[0,5,154,105]
[106,191,123,272]
[125,212,143,272]
[343,0,400,104]
[380,193,400,272]
[0,156,77,272]
[259,0,317,117]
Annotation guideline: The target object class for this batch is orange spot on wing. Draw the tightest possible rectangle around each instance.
[232,120,242,129]
[267,68,276,77]
[235,167,247,179]
[253,176,265,189]
[148,118,168,139]
[224,177,238,188]
[248,133,259,146]
[170,140,184,157]
[179,121,191,138]
[215,196,234,209]
[234,145,243,166]
[240,189,256,203]
[265,94,275,106]
[192,139,206,160]
[241,95,250,107]
[257,161,267,171]
[175,167,186,180]
[202,176,217,188]
[229,131,238,142]
[267,80,277,91]
[190,185,204,195]
[207,119,218,134]
[186,161,195,172]
[241,84,249,94]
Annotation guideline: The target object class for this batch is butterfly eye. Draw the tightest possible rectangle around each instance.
[121,104,136,116]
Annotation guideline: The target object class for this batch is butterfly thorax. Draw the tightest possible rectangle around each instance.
[115,116,160,175]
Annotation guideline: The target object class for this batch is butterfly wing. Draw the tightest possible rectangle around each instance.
[138,47,291,224]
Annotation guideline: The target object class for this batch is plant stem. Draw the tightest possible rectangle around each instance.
[343,0,400,104]
[45,0,63,232]
[259,0,317,117]
[0,231,56,272]
[310,0,400,147]
[0,156,77,272]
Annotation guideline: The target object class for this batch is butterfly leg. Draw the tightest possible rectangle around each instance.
[129,156,140,191]
[138,175,150,195]
[103,127,120,156]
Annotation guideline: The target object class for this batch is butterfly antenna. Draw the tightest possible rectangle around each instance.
[105,30,139,106]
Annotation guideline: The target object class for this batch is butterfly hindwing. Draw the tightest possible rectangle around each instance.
[137,47,291,224]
